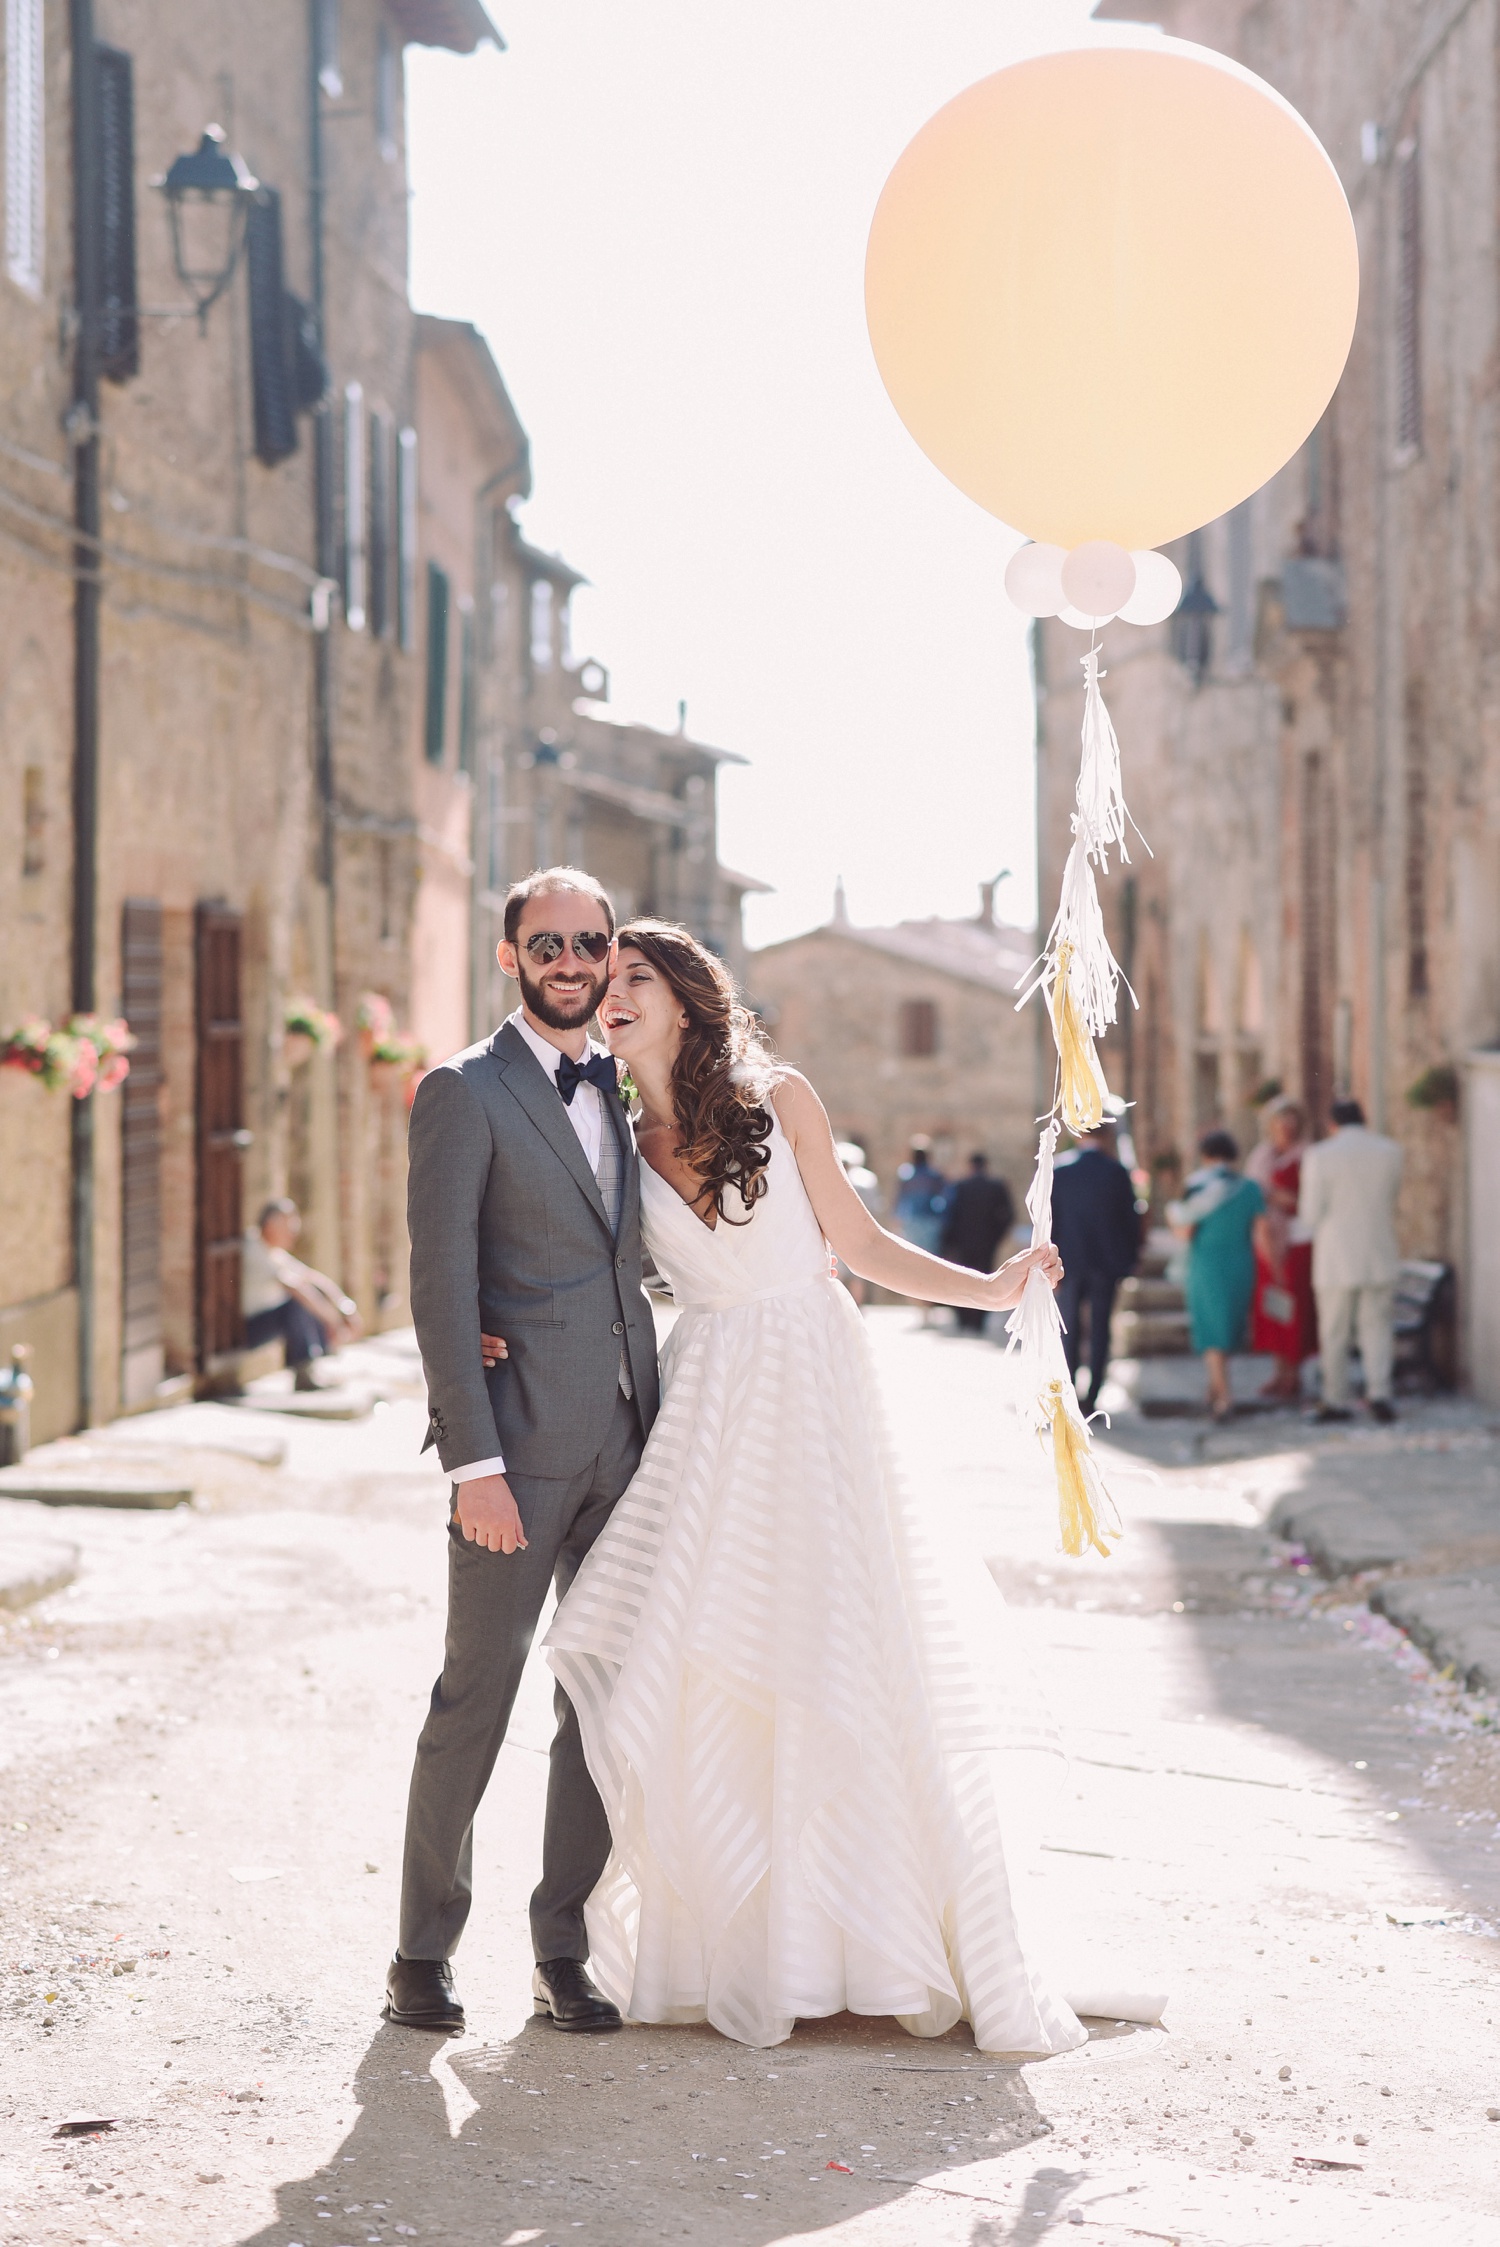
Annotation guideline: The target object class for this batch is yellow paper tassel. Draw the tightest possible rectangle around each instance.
[1050,942,1107,1134]
[1041,1379,1116,1559]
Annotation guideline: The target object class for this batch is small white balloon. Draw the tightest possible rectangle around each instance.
[1055,602,1107,630]
[1061,539,1137,619]
[1119,548,1183,626]
[1004,541,1068,617]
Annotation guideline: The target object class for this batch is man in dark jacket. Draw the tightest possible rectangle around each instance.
[939,1153,1016,1333]
[1051,1124,1140,1412]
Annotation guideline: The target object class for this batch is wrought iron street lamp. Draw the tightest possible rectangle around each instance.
[153,125,259,333]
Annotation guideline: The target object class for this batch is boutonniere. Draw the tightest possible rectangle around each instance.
[616,1065,640,1114]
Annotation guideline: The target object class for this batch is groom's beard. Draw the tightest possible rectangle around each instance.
[515,954,610,1033]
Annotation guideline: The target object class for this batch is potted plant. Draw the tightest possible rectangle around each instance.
[283,996,342,1069]
[355,990,395,1058]
[369,1028,427,1094]
[1,1013,134,1095]
[1406,1063,1458,1122]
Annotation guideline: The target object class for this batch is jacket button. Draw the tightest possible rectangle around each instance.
[615,1254,626,1268]
[612,1321,625,1336]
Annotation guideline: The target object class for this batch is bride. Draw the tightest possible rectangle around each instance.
[530,919,1087,2056]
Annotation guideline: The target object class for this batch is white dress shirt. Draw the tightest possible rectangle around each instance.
[451,1010,608,1485]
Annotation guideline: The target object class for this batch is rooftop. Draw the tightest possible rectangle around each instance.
[391,0,505,52]
[755,884,1036,997]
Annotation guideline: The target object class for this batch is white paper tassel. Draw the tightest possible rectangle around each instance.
[1016,839,1128,1038]
[1074,646,1129,867]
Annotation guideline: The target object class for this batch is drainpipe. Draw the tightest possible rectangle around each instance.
[469,446,529,1041]
[69,0,102,1428]
[304,0,343,1276]
[308,0,335,891]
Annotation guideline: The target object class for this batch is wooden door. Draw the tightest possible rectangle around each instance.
[120,899,163,1403]
[194,904,245,1369]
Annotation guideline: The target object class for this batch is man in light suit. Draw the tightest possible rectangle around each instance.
[1298,1098,1404,1425]
[385,866,660,2037]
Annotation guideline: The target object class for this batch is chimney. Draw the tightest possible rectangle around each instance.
[978,869,1010,929]
[832,875,849,927]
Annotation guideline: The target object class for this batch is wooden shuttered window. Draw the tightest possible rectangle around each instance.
[343,381,366,629]
[5,0,44,295]
[397,426,418,650]
[897,998,938,1059]
[369,410,391,637]
[424,560,450,764]
[457,597,476,772]
[120,900,163,1401]
[194,905,245,1369]
[96,43,138,382]
[246,189,298,466]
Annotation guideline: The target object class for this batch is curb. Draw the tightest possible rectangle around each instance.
[0,1534,80,1612]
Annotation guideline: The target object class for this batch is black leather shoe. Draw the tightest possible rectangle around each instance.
[532,1957,622,2032]
[1309,1404,1353,1424]
[1368,1398,1397,1425]
[385,1953,465,2032]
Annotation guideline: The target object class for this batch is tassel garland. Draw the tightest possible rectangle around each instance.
[1040,1380,1119,1559]
[1009,640,1148,1560]
[1049,941,1108,1135]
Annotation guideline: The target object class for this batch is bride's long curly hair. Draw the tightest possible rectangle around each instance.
[614,918,780,1223]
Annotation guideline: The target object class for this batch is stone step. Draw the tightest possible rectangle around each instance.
[1113,1308,1192,1357]
[1118,1276,1186,1312]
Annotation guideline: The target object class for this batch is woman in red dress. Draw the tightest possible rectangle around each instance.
[1247,1098,1317,1399]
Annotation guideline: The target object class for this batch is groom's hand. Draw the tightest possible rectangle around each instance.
[455,1472,528,1554]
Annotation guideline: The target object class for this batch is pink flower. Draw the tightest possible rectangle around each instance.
[98,1054,131,1091]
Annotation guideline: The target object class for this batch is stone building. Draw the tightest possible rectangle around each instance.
[0,0,500,1440]
[1033,0,1500,1391]
[748,883,1041,1210]
[406,318,760,1069]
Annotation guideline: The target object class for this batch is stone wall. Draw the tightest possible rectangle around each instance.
[747,926,1042,1214]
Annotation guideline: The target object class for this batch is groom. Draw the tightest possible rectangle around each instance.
[385,866,660,2035]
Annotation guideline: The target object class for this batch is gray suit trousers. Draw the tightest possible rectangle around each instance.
[398,1391,643,1963]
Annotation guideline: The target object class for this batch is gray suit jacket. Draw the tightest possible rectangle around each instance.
[407,1018,660,1481]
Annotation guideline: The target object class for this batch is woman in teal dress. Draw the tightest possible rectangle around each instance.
[1168,1129,1265,1422]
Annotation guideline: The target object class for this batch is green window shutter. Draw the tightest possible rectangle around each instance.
[457,601,476,773]
[424,561,450,765]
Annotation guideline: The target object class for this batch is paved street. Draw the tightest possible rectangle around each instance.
[1,1312,1498,2247]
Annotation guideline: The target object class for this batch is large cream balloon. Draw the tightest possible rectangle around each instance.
[865,36,1358,550]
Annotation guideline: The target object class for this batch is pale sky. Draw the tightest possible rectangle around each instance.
[407,2,1100,947]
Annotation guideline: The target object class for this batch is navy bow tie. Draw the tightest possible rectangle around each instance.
[555,1049,619,1107]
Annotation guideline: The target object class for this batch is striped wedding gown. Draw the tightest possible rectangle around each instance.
[545,1114,1087,2055]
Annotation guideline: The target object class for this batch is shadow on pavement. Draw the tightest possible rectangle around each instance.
[236,2008,1091,2247]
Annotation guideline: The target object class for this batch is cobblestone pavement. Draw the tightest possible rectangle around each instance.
[0,1313,1497,2247]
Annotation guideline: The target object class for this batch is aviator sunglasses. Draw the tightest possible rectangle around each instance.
[523,929,612,965]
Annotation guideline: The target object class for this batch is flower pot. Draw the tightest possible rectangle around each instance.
[368,1058,404,1094]
[283,1030,317,1069]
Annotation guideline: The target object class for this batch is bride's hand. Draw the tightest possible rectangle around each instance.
[480,1331,509,1368]
[982,1244,1063,1310]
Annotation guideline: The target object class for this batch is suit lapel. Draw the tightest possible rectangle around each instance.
[492,1019,613,1236]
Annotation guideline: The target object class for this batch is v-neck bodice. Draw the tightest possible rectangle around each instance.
[636,1112,831,1312]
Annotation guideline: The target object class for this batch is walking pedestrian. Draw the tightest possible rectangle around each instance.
[939,1153,1016,1333]
[241,1198,362,1389]
[1298,1097,1404,1424]
[1246,1097,1317,1401]
[894,1135,949,1327]
[1051,1123,1140,1413]
[893,1136,949,1251]
[1168,1130,1264,1423]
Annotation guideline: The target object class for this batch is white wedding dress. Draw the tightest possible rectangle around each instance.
[545,1115,1088,2054]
